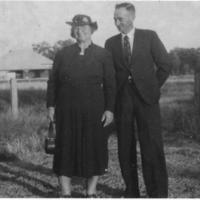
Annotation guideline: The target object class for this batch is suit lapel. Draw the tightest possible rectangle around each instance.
[115,30,144,70]
[115,34,130,71]
[115,34,124,63]
[131,29,142,63]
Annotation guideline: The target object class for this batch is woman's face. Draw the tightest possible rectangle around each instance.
[73,25,92,43]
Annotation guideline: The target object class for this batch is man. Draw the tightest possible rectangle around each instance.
[105,2,171,198]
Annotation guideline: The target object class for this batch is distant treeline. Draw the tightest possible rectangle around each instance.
[169,47,200,75]
[32,39,75,60]
[33,40,200,75]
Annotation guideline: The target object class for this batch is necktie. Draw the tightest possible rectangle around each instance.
[123,35,131,65]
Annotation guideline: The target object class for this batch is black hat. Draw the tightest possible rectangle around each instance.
[66,14,98,31]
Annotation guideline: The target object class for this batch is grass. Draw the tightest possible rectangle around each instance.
[0,78,200,197]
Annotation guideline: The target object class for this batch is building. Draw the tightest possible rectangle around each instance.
[0,49,53,79]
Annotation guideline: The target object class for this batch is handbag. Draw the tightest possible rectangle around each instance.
[44,121,56,154]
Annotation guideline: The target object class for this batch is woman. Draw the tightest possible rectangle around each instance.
[47,14,116,197]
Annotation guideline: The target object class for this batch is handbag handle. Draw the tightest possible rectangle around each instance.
[48,121,56,138]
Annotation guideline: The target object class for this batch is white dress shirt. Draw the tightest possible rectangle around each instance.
[121,27,135,53]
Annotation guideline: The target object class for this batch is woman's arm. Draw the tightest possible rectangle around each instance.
[46,51,61,121]
[102,50,116,113]
[101,50,116,127]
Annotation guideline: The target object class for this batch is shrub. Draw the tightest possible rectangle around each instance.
[0,89,48,160]
[0,106,48,160]
[162,99,200,141]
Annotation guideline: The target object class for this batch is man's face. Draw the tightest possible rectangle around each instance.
[73,25,92,42]
[114,7,135,34]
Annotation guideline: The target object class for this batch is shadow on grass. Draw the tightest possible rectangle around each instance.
[0,159,57,197]
[0,157,123,198]
[0,152,19,162]
[0,174,55,198]
[164,134,189,147]
[8,159,53,176]
[167,157,200,181]
[69,175,124,198]
[178,169,200,180]
[97,183,123,197]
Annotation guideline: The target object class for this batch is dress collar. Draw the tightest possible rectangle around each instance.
[75,42,94,55]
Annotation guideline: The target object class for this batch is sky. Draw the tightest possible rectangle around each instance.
[0,1,200,56]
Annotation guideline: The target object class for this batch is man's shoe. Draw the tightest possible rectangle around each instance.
[123,189,140,198]
[85,194,98,198]
[124,193,140,198]
[59,194,72,198]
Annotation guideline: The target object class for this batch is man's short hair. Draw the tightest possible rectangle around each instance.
[115,2,135,13]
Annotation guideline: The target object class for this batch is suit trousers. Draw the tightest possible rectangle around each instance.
[116,80,168,197]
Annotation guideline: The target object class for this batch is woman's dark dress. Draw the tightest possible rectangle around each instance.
[47,43,115,178]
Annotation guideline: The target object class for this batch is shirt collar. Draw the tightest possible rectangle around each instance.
[121,27,135,39]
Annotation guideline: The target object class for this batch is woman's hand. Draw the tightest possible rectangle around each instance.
[101,110,114,127]
[48,107,55,122]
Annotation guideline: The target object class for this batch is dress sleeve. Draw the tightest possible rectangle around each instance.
[46,51,61,108]
[102,50,116,112]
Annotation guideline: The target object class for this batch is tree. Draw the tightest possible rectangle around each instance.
[32,41,54,60]
[169,47,200,75]
[169,51,181,75]
[53,40,74,53]
[32,39,74,60]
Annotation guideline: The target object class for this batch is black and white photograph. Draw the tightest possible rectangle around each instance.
[0,0,200,198]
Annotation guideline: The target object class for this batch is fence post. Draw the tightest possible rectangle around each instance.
[195,55,200,114]
[10,77,18,118]
[194,54,200,140]
[194,73,200,114]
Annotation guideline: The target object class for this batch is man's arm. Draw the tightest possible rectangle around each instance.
[105,39,113,54]
[151,31,172,87]
[102,49,116,113]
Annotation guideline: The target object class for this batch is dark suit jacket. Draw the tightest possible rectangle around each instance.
[105,29,172,105]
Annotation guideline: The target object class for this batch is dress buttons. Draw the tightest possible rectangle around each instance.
[128,75,132,80]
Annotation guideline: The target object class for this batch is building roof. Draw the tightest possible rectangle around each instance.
[0,49,53,71]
